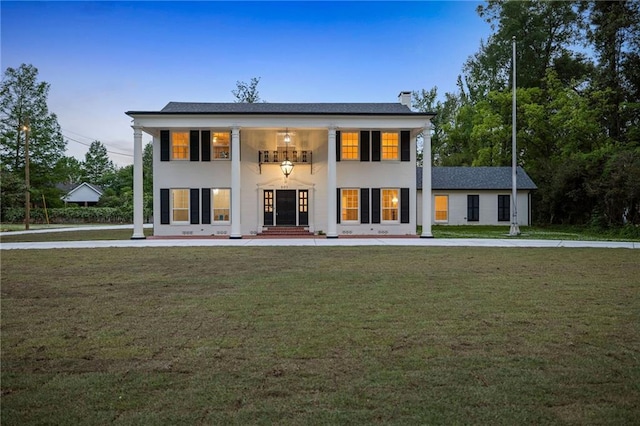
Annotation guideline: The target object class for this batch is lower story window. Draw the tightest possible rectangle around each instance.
[435,195,448,222]
[498,195,510,222]
[341,189,359,222]
[172,189,189,223]
[382,189,399,221]
[213,188,230,222]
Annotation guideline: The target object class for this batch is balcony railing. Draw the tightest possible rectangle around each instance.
[258,150,313,174]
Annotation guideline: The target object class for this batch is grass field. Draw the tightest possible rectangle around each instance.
[1,247,639,424]
[1,224,638,243]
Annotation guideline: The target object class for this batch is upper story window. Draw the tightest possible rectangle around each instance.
[341,132,359,160]
[212,132,230,159]
[172,132,189,160]
[382,132,398,160]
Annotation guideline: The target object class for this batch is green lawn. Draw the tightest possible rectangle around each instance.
[1,247,638,425]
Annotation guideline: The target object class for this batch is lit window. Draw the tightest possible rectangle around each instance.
[382,189,399,221]
[212,132,230,159]
[341,189,359,222]
[341,132,359,160]
[172,132,189,160]
[172,189,189,223]
[382,132,398,160]
[213,188,230,222]
[435,195,448,222]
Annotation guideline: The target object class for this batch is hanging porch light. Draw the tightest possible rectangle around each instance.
[280,128,294,177]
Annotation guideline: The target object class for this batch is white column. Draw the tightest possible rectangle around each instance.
[131,125,145,239]
[326,127,338,238]
[421,122,433,238]
[230,126,242,238]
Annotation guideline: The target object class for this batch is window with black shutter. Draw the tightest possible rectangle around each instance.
[400,188,410,223]
[160,130,170,162]
[201,188,211,224]
[160,188,170,224]
[400,131,410,162]
[360,188,369,223]
[371,188,381,223]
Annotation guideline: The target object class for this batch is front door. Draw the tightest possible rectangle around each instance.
[276,190,296,226]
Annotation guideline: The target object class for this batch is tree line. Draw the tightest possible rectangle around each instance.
[1,1,638,228]
[414,0,639,227]
[0,64,153,222]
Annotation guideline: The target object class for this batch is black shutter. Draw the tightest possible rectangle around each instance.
[190,188,199,224]
[400,131,410,162]
[360,188,369,224]
[400,188,410,223]
[360,131,370,162]
[371,131,381,161]
[190,130,199,162]
[371,188,381,223]
[201,130,211,162]
[160,188,170,224]
[335,131,341,161]
[202,188,211,224]
[160,130,170,161]
[336,188,341,224]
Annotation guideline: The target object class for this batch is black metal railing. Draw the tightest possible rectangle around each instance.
[259,150,312,164]
[258,150,313,174]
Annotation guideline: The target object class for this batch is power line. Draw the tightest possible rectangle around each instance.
[63,134,133,158]
[61,127,135,158]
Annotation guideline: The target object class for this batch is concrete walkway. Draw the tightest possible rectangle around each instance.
[0,225,637,250]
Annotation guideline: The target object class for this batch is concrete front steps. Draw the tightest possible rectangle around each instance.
[258,226,315,238]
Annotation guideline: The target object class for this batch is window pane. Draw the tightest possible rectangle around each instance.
[435,195,448,222]
[212,132,230,159]
[341,189,359,221]
[382,189,399,221]
[172,132,189,160]
[172,189,189,222]
[213,188,230,221]
[382,132,398,160]
[341,132,359,160]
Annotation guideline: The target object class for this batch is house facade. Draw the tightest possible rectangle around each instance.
[60,182,103,207]
[417,167,537,226]
[126,93,436,238]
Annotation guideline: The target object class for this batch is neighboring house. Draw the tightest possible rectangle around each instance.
[126,92,437,238]
[60,182,103,207]
[417,167,537,226]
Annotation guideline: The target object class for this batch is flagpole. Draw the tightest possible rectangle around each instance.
[510,35,520,236]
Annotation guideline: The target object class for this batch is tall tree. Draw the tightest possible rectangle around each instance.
[463,1,588,99]
[232,77,263,103]
[0,64,66,190]
[584,0,640,143]
[82,140,114,186]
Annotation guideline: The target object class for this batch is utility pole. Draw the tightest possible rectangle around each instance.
[509,36,520,236]
[22,117,30,231]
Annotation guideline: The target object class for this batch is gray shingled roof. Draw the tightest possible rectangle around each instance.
[126,102,434,116]
[417,167,537,190]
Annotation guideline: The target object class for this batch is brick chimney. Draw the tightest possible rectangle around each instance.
[398,91,412,109]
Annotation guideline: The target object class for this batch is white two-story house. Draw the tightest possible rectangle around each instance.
[126,92,436,239]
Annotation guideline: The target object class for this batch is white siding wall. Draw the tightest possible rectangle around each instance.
[417,190,531,226]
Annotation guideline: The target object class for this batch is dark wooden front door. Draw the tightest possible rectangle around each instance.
[276,190,296,226]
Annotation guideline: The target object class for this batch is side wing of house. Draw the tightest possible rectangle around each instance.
[416,167,537,227]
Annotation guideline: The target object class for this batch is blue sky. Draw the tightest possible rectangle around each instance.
[2,1,490,166]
